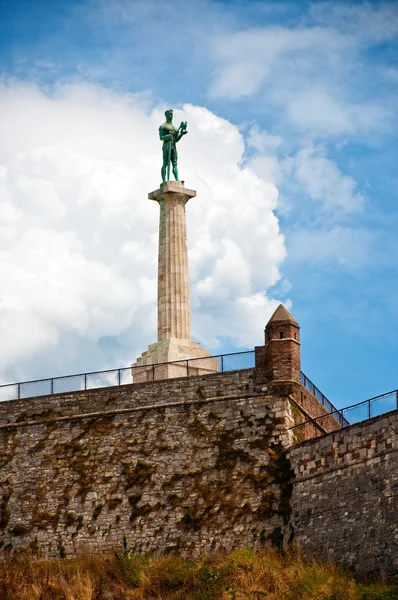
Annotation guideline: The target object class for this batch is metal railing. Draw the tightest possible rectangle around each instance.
[0,350,256,402]
[0,346,391,436]
[300,372,349,427]
[290,388,398,439]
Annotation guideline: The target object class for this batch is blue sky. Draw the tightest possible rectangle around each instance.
[0,0,397,409]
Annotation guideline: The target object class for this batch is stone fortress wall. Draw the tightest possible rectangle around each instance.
[289,410,398,580]
[0,369,296,559]
[0,306,397,580]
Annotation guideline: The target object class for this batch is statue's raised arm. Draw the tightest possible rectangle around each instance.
[159,109,188,183]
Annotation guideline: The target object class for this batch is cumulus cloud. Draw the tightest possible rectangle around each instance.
[208,6,395,142]
[309,2,398,43]
[247,126,283,153]
[286,90,389,136]
[247,138,364,217]
[291,146,364,214]
[287,227,375,269]
[0,79,286,382]
[209,26,348,100]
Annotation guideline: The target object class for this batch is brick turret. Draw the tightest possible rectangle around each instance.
[255,304,300,387]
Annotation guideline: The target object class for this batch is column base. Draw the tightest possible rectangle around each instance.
[132,338,218,383]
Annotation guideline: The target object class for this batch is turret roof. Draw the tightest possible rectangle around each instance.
[267,304,299,326]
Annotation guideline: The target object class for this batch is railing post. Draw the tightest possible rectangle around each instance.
[117,369,121,386]
[17,383,20,400]
[396,390,398,410]
[368,399,371,420]
[152,364,155,382]
[221,355,224,372]
[186,360,189,377]
[84,374,87,390]
[50,379,54,395]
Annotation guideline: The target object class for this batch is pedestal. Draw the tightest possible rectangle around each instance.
[133,338,218,383]
[132,181,218,382]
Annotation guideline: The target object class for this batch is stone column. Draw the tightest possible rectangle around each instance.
[132,181,218,382]
[154,181,194,342]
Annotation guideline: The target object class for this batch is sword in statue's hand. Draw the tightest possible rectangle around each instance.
[167,134,172,182]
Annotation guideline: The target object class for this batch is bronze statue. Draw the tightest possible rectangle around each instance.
[159,109,188,183]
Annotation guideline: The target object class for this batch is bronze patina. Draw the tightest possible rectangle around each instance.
[159,109,188,183]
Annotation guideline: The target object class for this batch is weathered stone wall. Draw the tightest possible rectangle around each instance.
[0,370,294,558]
[0,369,256,424]
[289,410,398,581]
[289,388,342,442]
[1,364,397,581]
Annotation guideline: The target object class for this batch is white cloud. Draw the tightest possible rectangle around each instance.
[246,137,364,216]
[209,26,350,100]
[247,126,283,153]
[33,60,56,70]
[0,79,286,381]
[287,90,389,136]
[309,2,398,43]
[292,146,364,214]
[208,10,394,140]
[288,227,375,269]
[193,292,286,349]
[248,155,283,186]
[382,67,398,83]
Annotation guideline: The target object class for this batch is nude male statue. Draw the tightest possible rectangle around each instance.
[159,109,188,183]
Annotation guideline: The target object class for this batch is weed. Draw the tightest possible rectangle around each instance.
[158,443,173,451]
[9,524,29,536]
[31,510,60,530]
[256,492,276,518]
[15,409,57,423]
[81,415,115,436]
[122,460,154,490]
[92,504,103,520]
[215,430,255,469]
[64,511,78,527]
[170,472,185,482]
[196,385,207,399]
[107,497,123,510]
[207,410,220,420]
[57,543,66,559]
[188,415,209,437]
[0,548,394,599]
[0,482,13,530]
[128,493,152,522]
[358,584,398,599]
[181,507,204,532]
[270,527,284,552]
[0,430,18,468]
[167,493,182,508]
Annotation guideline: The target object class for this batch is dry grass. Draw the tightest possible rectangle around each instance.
[0,546,396,600]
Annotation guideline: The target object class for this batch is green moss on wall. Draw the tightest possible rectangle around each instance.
[32,511,60,530]
[128,493,152,522]
[122,460,154,490]
[92,504,103,521]
[0,482,13,530]
[10,523,30,536]
[215,430,255,469]
[107,497,123,510]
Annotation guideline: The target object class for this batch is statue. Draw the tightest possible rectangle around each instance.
[159,109,188,183]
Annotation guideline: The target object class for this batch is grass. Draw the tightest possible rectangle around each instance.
[0,546,396,599]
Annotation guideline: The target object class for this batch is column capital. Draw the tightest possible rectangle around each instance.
[148,181,196,203]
